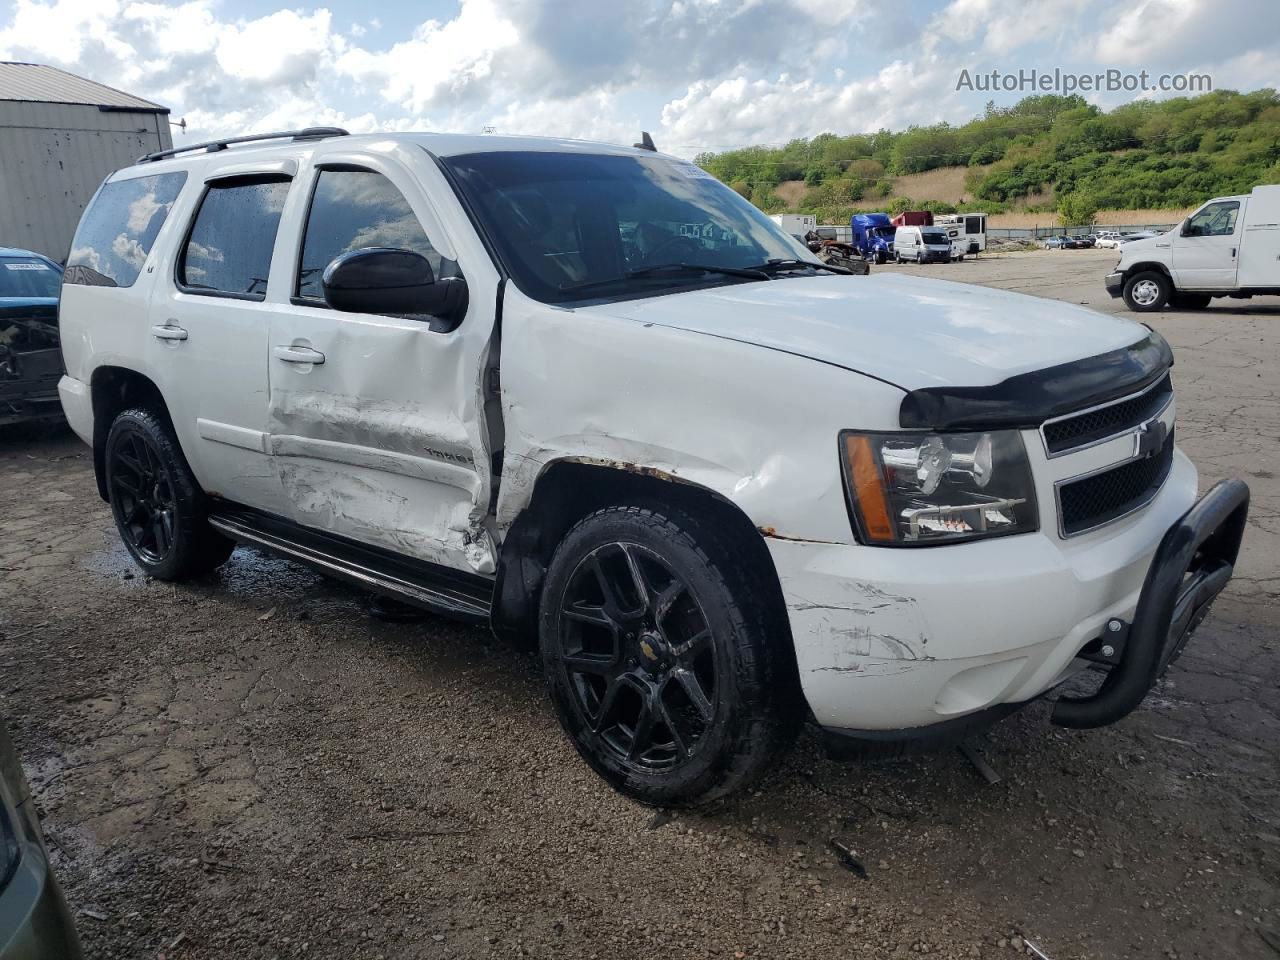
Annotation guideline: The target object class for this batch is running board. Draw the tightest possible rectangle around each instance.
[208,509,493,624]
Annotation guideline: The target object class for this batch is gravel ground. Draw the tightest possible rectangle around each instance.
[1,247,1277,959]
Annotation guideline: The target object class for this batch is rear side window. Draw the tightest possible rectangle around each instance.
[64,172,187,288]
[296,168,449,301]
[179,178,291,299]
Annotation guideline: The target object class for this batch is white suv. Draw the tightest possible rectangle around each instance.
[57,128,1249,805]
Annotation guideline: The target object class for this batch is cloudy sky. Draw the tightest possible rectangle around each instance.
[1,0,1276,157]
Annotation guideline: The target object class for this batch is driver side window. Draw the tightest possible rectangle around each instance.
[1185,201,1240,238]
[296,168,454,303]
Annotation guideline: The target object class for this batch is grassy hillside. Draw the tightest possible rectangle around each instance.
[697,90,1280,224]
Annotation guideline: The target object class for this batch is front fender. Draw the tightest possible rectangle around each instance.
[496,285,905,544]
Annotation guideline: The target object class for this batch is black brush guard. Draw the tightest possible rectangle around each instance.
[1052,478,1250,728]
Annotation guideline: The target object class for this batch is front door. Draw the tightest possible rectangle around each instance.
[148,170,295,516]
[264,157,494,573]
[1171,199,1243,290]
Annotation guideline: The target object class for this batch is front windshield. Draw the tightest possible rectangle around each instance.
[921,231,949,245]
[441,150,821,303]
[0,257,62,298]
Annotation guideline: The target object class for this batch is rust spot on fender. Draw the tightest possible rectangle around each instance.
[758,525,842,545]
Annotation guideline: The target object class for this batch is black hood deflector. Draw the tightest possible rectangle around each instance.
[899,331,1174,431]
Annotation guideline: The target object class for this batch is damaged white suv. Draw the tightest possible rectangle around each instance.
[58,128,1249,805]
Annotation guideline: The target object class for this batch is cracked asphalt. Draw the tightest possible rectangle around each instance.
[1,247,1276,959]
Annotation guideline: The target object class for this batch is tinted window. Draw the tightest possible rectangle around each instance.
[0,257,62,298]
[180,178,290,298]
[441,151,818,304]
[297,169,450,301]
[65,172,186,287]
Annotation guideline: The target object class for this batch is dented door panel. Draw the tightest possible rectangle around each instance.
[262,148,501,573]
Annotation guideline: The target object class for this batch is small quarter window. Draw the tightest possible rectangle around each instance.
[296,169,453,302]
[179,178,291,299]
[65,172,187,288]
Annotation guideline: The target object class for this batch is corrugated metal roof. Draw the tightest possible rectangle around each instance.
[0,62,168,113]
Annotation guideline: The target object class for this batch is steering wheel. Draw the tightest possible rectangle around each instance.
[642,234,701,265]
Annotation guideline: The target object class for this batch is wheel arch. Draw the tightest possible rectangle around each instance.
[1122,260,1174,283]
[89,366,171,501]
[491,458,792,654]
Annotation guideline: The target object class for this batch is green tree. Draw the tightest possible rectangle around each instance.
[1058,191,1099,226]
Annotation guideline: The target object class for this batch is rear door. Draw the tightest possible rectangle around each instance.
[147,163,296,515]
[264,155,493,573]
[1171,199,1243,289]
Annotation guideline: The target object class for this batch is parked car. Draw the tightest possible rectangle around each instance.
[0,718,82,958]
[1107,187,1280,311]
[0,248,64,428]
[57,128,1249,806]
[1044,235,1072,249]
[1074,235,1097,248]
[894,225,954,263]
[1094,232,1126,249]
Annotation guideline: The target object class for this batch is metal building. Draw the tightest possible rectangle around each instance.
[0,62,172,261]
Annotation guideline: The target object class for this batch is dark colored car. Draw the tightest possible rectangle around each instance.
[0,719,81,958]
[0,249,64,428]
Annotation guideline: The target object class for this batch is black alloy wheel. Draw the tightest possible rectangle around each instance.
[554,541,718,769]
[540,504,800,806]
[110,427,178,563]
[105,407,235,580]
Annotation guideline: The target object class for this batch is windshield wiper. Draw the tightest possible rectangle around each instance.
[559,262,770,295]
[751,258,852,276]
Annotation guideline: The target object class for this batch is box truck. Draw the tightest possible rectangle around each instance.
[1106,186,1280,311]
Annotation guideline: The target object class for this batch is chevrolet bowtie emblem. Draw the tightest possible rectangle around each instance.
[1135,418,1167,459]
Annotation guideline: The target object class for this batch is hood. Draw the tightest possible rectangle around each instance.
[590,274,1148,392]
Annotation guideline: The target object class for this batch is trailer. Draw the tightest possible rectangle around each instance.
[935,213,987,254]
[891,211,933,227]
[769,214,817,242]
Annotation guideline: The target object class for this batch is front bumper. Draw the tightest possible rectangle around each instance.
[1105,270,1124,298]
[0,841,82,960]
[767,450,1245,738]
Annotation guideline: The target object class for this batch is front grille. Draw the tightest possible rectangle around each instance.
[1042,374,1172,455]
[1058,430,1174,536]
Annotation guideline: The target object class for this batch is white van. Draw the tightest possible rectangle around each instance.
[894,225,954,263]
[1106,185,1280,310]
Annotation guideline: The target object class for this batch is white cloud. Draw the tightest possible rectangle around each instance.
[0,0,1275,160]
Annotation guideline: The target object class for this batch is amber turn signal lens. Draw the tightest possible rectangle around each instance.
[845,434,896,543]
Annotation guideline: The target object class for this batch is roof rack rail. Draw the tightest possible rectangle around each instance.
[136,126,350,164]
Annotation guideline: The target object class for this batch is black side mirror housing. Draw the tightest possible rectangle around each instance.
[322,247,468,327]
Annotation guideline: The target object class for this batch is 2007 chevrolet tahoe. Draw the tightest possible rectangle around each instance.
[56,128,1248,805]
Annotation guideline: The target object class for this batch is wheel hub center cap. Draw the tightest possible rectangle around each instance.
[637,631,669,670]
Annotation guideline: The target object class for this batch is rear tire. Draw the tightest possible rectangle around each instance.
[540,504,799,807]
[1123,270,1172,312]
[105,407,235,581]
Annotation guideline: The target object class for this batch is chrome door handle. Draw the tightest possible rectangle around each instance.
[273,344,326,365]
[151,323,188,341]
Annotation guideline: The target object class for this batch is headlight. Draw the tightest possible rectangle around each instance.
[841,430,1038,545]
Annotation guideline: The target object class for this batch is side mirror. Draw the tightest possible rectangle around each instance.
[1181,221,1201,238]
[322,247,467,324]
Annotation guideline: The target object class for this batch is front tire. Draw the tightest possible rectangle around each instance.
[1123,270,1172,312]
[540,504,798,806]
[105,408,235,580]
